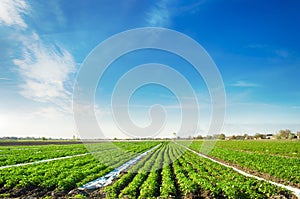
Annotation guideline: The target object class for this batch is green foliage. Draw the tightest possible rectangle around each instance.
[0,144,88,166]
[189,140,300,185]
[159,147,176,198]
[0,141,159,196]
[0,141,295,198]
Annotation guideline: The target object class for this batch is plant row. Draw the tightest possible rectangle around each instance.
[190,140,300,157]
[178,148,289,198]
[103,142,293,198]
[0,144,88,166]
[0,141,159,167]
[188,141,299,186]
[0,142,160,197]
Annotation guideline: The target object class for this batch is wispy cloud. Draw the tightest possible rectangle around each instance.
[0,77,11,81]
[230,81,260,88]
[178,0,207,13]
[147,0,170,27]
[14,32,76,112]
[146,0,208,27]
[0,0,29,28]
[0,0,76,113]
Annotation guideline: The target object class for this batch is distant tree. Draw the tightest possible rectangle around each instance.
[275,133,281,139]
[280,129,288,139]
[276,129,293,139]
[195,135,203,140]
[218,134,226,140]
[254,133,265,139]
[42,137,47,141]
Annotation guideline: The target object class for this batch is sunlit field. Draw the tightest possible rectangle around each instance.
[0,140,299,198]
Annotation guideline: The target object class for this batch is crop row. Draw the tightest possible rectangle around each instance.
[0,142,159,198]
[104,143,164,198]
[212,140,300,157]
[118,143,165,198]
[179,148,287,198]
[188,141,300,186]
[0,141,160,167]
[104,143,173,198]
[101,142,292,198]
[159,146,177,197]
[0,144,87,166]
[188,140,300,157]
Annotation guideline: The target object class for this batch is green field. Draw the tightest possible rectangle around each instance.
[0,140,299,198]
[189,140,300,187]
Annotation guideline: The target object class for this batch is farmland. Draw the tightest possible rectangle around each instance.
[189,140,300,188]
[0,144,87,166]
[0,141,158,198]
[0,140,299,198]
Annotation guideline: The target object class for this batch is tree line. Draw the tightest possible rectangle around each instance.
[193,129,300,140]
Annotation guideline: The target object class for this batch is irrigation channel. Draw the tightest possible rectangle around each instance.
[79,143,162,190]
[175,142,300,199]
[77,142,300,199]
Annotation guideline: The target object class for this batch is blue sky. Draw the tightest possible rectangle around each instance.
[0,0,300,138]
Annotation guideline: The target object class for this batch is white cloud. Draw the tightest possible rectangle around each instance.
[0,0,77,137]
[147,0,170,27]
[230,81,259,88]
[14,32,76,112]
[146,1,208,27]
[0,0,75,112]
[0,0,29,28]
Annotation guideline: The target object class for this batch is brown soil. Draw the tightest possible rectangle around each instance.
[0,186,297,199]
